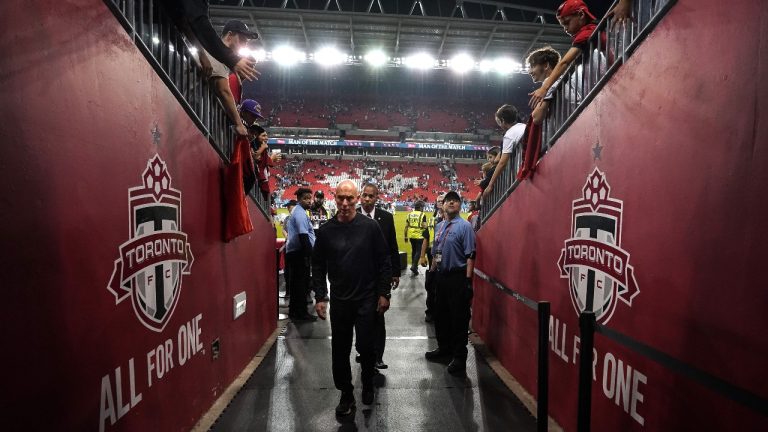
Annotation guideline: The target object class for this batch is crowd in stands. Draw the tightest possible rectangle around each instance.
[262,96,499,134]
[269,157,482,209]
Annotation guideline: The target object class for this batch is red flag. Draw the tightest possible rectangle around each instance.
[223,136,256,241]
[517,117,542,181]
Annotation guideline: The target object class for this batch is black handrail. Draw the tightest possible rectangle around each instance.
[481,0,677,224]
[576,312,768,431]
[102,0,271,217]
[473,268,550,432]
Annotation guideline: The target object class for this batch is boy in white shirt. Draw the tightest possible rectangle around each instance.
[482,104,525,198]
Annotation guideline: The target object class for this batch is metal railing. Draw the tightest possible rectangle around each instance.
[576,312,768,431]
[473,269,551,432]
[481,0,677,223]
[103,0,270,219]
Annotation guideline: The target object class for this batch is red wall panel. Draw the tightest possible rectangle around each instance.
[474,0,768,430]
[0,1,276,431]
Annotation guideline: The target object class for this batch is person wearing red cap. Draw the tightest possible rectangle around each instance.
[529,0,626,110]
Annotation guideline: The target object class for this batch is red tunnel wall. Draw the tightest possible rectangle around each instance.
[0,1,277,431]
[474,1,768,431]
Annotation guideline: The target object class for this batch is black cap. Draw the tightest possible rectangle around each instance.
[222,20,259,39]
[315,190,324,198]
[285,199,298,208]
[444,191,461,202]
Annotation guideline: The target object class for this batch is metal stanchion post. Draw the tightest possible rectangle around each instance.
[537,302,551,432]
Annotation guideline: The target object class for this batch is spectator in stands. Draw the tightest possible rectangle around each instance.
[475,147,500,197]
[161,2,258,82]
[200,20,260,136]
[404,201,428,277]
[239,99,265,126]
[312,180,392,413]
[285,187,317,321]
[483,105,525,198]
[249,125,282,201]
[528,0,601,109]
[526,47,561,125]
[424,191,476,375]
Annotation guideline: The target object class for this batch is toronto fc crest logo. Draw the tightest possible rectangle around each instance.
[107,155,194,332]
[557,168,639,324]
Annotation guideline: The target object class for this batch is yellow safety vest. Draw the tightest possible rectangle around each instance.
[406,211,425,239]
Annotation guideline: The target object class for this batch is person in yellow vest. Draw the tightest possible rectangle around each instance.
[404,201,428,276]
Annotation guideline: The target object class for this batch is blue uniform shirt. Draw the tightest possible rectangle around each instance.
[286,205,315,253]
[431,217,475,272]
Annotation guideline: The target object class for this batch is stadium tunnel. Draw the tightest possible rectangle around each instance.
[1,0,767,431]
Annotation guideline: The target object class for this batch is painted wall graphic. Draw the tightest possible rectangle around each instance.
[557,167,640,324]
[0,1,277,431]
[108,155,195,332]
[472,0,768,430]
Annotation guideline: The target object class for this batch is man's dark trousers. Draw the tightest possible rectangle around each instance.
[286,251,310,317]
[409,238,423,272]
[434,269,472,360]
[331,296,378,392]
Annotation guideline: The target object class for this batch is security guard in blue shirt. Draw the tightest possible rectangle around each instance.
[424,190,476,375]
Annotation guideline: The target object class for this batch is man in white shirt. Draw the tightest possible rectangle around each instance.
[482,104,525,198]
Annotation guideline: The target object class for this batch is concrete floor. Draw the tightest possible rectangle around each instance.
[211,269,536,432]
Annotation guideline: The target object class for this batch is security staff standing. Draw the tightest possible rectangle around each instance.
[404,201,428,276]
[424,191,476,375]
[285,188,316,321]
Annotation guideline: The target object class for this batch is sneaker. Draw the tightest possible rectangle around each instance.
[335,392,355,416]
[424,349,450,361]
[362,388,374,405]
[375,360,388,369]
[410,268,419,276]
[447,359,466,375]
[424,313,433,323]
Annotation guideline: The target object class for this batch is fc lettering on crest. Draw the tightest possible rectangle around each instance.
[108,155,194,332]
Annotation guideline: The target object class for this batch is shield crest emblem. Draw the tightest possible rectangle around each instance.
[558,168,639,324]
[108,155,194,332]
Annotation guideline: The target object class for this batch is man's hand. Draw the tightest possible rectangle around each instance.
[528,87,547,109]
[235,123,248,136]
[315,301,328,320]
[234,58,260,81]
[419,256,428,267]
[608,0,633,27]
[377,296,390,315]
[391,277,400,290]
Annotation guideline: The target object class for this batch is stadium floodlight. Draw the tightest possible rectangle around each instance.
[314,47,347,66]
[404,53,436,70]
[493,57,522,75]
[152,36,160,45]
[448,53,475,74]
[364,50,388,67]
[272,45,305,66]
[478,59,494,73]
[238,48,267,61]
